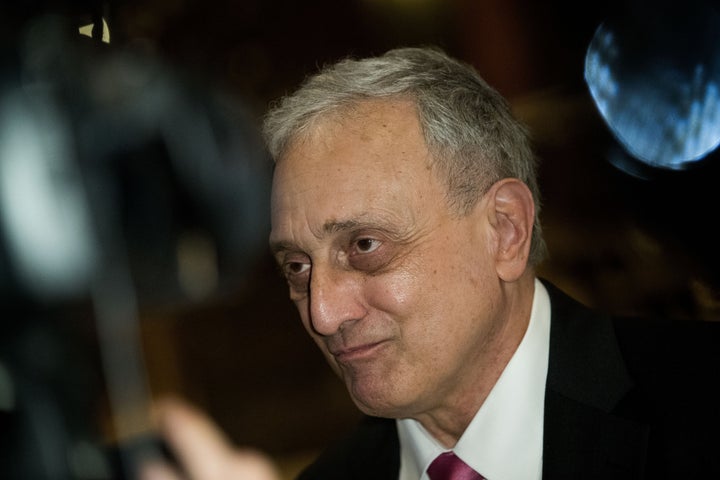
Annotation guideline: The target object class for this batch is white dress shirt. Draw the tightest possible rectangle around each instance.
[397,278,551,480]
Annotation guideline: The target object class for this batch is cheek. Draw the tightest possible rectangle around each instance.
[365,245,460,309]
[363,267,448,354]
[364,269,419,314]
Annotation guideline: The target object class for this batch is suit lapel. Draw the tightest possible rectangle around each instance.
[541,280,649,479]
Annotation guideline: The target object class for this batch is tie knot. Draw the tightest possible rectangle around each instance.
[427,451,485,480]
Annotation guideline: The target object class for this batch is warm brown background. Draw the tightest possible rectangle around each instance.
[9,1,719,478]
[127,0,720,477]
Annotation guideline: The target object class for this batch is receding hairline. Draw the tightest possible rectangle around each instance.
[270,94,423,164]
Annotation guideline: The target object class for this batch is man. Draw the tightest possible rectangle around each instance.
[146,47,720,480]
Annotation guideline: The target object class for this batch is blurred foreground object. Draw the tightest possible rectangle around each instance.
[0,9,270,480]
[585,0,720,174]
[140,396,281,480]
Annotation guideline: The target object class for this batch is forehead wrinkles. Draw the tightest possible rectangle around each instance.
[271,196,424,258]
[270,98,448,248]
[320,211,418,242]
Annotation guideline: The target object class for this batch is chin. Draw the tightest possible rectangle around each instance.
[347,377,410,419]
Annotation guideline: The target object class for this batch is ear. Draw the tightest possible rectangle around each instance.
[483,178,534,282]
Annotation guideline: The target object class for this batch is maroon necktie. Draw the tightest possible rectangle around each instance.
[426,452,485,480]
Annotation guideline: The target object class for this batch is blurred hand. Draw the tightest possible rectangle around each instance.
[140,396,282,480]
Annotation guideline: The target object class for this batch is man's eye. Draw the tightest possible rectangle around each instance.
[349,237,390,272]
[281,260,311,297]
[354,238,381,254]
[284,261,311,276]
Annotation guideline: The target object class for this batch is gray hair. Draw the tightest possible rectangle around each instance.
[263,46,547,266]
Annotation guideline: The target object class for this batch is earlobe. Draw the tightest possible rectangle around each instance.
[485,178,534,281]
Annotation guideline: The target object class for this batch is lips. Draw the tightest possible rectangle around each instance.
[330,340,388,363]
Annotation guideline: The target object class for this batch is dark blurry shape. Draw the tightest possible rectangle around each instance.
[2,12,271,303]
[1,8,270,480]
[585,0,720,174]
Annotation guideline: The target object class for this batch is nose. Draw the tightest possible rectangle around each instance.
[308,266,366,336]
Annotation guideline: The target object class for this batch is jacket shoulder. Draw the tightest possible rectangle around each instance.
[542,278,720,477]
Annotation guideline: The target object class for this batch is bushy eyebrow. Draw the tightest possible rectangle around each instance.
[323,219,365,234]
[269,215,407,258]
[269,220,365,256]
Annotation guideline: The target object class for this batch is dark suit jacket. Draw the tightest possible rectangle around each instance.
[298,280,720,479]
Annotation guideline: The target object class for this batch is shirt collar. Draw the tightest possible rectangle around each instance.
[398,278,551,480]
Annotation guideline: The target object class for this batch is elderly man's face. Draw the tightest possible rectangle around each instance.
[270,99,508,420]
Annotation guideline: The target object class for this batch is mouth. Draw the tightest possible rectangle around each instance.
[330,340,388,364]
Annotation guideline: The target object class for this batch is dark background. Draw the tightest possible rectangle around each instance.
[2,1,719,478]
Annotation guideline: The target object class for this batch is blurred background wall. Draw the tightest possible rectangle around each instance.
[1,1,719,478]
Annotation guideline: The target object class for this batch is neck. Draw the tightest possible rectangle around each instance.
[415,275,536,447]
